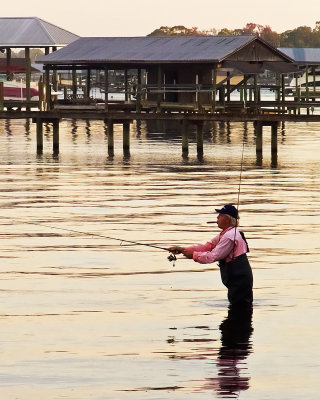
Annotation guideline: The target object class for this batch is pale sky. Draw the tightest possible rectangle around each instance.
[2,0,320,37]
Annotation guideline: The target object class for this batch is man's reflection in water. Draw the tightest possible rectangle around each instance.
[217,305,253,397]
[204,305,253,397]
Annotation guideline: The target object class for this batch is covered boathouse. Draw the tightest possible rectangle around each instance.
[279,47,320,106]
[0,17,79,109]
[38,35,297,114]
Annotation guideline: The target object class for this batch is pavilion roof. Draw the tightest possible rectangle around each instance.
[0,17,79,47]
[278,48,320,65]
[38,35,294,66]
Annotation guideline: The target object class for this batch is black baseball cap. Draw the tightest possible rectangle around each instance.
[215,204,238,219]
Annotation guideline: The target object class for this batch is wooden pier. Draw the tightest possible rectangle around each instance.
[1,108,320,160]
[2,34,320,160]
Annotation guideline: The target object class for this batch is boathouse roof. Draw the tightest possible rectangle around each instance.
[278,48,320,65]
[38,35,294,68]
[0,17,79,47]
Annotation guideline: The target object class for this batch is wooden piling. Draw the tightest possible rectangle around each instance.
[181,119,189,156]
[107,120,114,155]
[36,119,43,153]
[196,122,204,156]
[123,122,130,152]
[255,122,263,156]
[271,122,278,154]
[52,119,59,153]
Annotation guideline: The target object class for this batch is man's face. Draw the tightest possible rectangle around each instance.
[217,213,231,230]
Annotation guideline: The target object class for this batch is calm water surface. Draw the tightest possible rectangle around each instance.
[0,118,319,399]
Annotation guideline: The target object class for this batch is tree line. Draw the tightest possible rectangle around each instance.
[148,22,320,47]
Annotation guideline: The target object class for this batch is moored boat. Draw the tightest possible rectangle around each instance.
[2,80,39,100]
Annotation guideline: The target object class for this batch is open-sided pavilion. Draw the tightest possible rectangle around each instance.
[0,17,79,107]
[38,35,297,113]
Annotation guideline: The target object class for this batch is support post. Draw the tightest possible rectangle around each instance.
[196,73,200,111]
[243,75,248,107]
[295,73,300,115]
[52,47,58,92]
[211,64,217,112]
[305,65,310,114]
[254,74,258,111]
[196,122,204,156]
[104,67,109,112]
[123,122,130,152]
[107,120,114,155]
[36,119,43,153]
[181,119,189,156]
[25,47,31,110]
[38,81,44,111]
[136,68,142,112]
[86,69,91,98]
[271,122,278,154]
[124,69,128,102]
[271,122,278,167]
[72,69,77,97]
[157,65,162,112]
[6,48,12,80]
[226,71,231,102]
[45,66,51,111]
[281,74,286,107]
[52,119,59,154]
[0,82,4,111]
[255,121,263,156]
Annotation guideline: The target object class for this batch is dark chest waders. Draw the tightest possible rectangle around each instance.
[219,232,253,305]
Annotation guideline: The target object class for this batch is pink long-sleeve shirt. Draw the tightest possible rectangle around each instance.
[187,226,248,264]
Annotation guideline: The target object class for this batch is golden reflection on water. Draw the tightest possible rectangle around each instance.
[0,119,319,399]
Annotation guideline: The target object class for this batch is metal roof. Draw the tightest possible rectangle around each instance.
[0,17,79,47]
[278,48,320,64]
[39,35,290,65]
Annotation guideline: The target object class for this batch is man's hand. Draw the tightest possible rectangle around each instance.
[182,248,194,259]
[168,246,183,254]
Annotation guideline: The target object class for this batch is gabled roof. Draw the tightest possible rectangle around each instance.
[38,35,293,65]
[278,48,320,64]
[0,17,79,47]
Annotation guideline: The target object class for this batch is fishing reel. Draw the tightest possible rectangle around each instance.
[168,252,177,266]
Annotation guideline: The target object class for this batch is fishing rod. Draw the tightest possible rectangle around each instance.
[0,215,178,265]
[207,140,246,225]
[236,138,246,214]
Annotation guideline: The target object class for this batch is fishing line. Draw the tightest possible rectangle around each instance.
[0,215,178,263]
[236,137,246,213]
[232,136,246,259]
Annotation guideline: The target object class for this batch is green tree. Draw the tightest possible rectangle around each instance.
[218,28,235,36]
[280,26,314,47]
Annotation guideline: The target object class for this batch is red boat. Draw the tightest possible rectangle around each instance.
[3,81,39,100]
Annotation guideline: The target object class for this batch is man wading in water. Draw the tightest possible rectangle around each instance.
[169,204,253,306]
